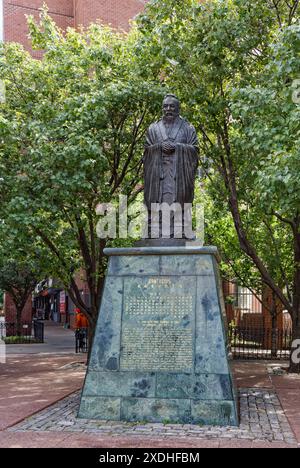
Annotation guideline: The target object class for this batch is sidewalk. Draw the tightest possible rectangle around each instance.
[0,321,86,431]
[0,358,299,448]
[1,314,298,448]
[5,321,77,355]
[233,361,300,446]
[0,354,86,431]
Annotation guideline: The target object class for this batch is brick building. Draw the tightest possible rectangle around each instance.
[73,0,148,31]
[3,293,32,323]
[1,0,148,58]
[1,0,149,327]
[1,0,291,335]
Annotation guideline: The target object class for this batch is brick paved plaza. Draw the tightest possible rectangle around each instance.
[8,389,297,445]
[1,347,300,448]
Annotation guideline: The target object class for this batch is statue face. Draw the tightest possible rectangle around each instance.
[162,97,180,121]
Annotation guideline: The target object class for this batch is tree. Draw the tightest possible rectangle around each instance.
[204,192,292,357]
[135,0,300,370]
[0,290,3,310]
[0,221,48,333]
[0,261,38,334]
[0,9,164,347]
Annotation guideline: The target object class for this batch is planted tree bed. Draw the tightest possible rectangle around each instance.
[3,336,42,344]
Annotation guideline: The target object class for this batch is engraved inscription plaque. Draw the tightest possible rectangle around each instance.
[120,277,195,372]
[79,248,239,426]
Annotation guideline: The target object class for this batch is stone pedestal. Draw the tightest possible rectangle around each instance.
[78,246,239,426]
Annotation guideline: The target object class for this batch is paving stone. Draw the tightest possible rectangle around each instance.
[8,388,297,446]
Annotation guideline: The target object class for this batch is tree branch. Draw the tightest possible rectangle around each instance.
[262,218,293,303]
[33,226,88,313]
[273,211,295,228]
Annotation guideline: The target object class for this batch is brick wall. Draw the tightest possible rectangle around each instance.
[2,0,148,59]
[223,280,236,324]
[3,0,74,57]
[4,292,32,322]
[74,0,148,31]
[262,286,284,330]
[66,269,90,330]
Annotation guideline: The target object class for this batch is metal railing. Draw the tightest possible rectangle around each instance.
[0,320,44,344]
[228,326,292,360]
[73,324,293,359]
[75,328,88,353]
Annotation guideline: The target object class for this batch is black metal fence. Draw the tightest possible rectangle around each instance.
[228,326,292,360]
[0,320,44,344]
[75,328,88,353]
[73,325,293,359]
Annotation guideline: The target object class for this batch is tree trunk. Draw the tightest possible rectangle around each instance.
[269,291,278,359]
[85,257,106,363]
[271,313,278,359]
[16,309,22,337]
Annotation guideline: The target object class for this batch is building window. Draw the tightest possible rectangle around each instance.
[238,286,262,315]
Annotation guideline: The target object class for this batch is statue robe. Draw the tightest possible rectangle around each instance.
[143,117,199,209]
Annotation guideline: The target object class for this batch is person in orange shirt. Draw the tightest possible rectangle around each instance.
[75,308,88,329]
[75,308,88,353]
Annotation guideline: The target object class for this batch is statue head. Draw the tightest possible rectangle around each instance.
[162,94,180,122]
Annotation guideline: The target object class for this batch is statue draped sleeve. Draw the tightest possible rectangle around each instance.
[143,120,199,209]
[175,124,199,205]
[143,124,162,210]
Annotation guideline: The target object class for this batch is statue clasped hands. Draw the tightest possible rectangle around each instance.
[162,140,176,154]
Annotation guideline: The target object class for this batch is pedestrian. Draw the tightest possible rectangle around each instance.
[75,308,88,352]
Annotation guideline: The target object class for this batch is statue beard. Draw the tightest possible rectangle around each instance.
[163,113,179,124]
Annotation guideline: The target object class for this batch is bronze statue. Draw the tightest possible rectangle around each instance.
[143,95,199,239]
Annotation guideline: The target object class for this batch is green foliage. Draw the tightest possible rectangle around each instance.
[135,0,300,319]
[0,8,164,325]
[3,336,41,344]
[0,251,42,318]
[231,24,300,218]
[0,260,38,292]
[1,1,300,338]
